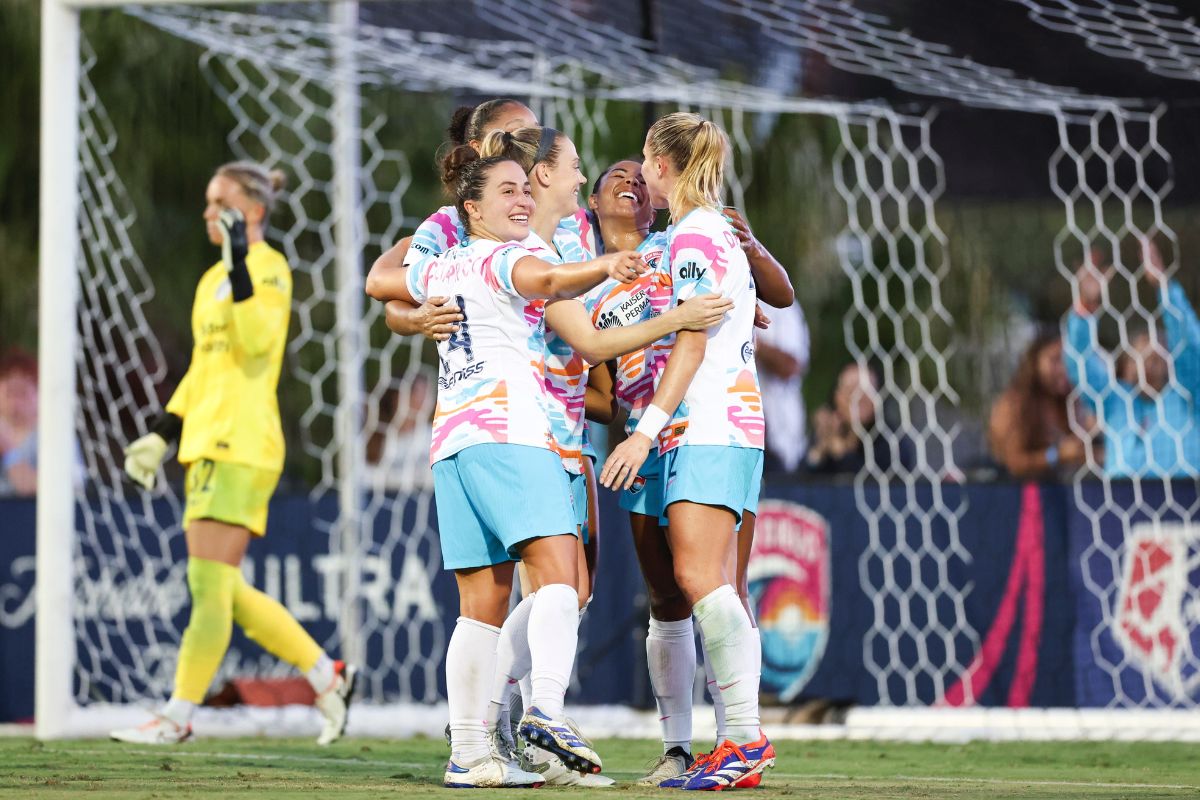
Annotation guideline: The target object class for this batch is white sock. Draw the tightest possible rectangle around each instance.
[305,652,336,694]
[749,625,761,681]
[487,593,535,728]
[647,617,695,754]
[527,583,578,719]
[699,626,725,744]
[162,697,195,727]
[694,585,760,744]
[447,616,501,764]
[519,675,533,715]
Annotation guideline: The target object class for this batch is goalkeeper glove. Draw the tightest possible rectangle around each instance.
[217,208,254,302]
[124,433,168,490]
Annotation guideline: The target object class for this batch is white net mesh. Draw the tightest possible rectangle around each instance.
[57,0,1199,723]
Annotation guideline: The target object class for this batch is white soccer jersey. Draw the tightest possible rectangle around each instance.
[532,228,596,474]
[403,204,597,270]
[658,207,764,453]
[406,238,554,463]
[582,231,673,431]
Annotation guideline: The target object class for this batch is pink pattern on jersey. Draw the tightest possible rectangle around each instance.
[726,368,766,447]
[431,210,461,250]
[670,230,735,287]
[571,208,596,257]
[430,382,510,461]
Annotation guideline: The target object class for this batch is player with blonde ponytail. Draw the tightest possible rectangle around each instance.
[112,161,357,747]
[601,112,774,790]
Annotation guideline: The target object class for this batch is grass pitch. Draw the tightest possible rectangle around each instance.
[1,736,1197,798]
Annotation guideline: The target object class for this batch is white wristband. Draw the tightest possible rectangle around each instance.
[634,404,671,440]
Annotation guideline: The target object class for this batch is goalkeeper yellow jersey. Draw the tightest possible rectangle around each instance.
[167,241,292,473]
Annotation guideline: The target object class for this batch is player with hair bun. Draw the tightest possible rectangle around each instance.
[601,113,774,790]
[111,161,357,747]
[391,154,650,788]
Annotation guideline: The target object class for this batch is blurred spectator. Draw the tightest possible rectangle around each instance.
[0,348,38,496]
[805,362,912,475]
[1065,241,1200,478]
[756,300,810,473]
[364,371,435,493]
[988,329,1093,479]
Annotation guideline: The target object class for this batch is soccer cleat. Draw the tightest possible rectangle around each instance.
[679,732,775,790]
[444,752,545,788]
[658,749,715,789]
[522,744,615,787]
[110,714,192,745]
[314,660,358,746]
[638,745,694,786]
[518,707,602,774]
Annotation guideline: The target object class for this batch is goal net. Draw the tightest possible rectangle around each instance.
[35,0,1200,739]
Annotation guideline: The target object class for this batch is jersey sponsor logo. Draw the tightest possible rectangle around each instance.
[439,359,488,390]
[748,499,831,702]
[678,261,707,282]
[741,341,754,363]
[596,310,620,329]
[411,242,431,255]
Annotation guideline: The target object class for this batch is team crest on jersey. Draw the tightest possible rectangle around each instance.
[1113,521,1200,698]
[741,341,754,364]
[748,499,830,702]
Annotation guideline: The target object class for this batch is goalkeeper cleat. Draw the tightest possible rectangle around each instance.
[518,707,602,775]
[678,732,775,791]
[110,714,192,745]
[444,753,545,789]
[314,660,358,746]
[638,745,694,787]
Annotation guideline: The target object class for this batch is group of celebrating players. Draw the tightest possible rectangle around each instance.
[366,98,794,789]
[113,95,794,791]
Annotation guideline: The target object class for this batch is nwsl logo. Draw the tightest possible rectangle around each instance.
[1113,522,1200,698]
[747,500,830,701]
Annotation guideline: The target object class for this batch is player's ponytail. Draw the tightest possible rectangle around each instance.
[440,144,481,192]
[215,161,287,222]
[453,156,518,238]
[478,126,563,174]
[646,112,729,219]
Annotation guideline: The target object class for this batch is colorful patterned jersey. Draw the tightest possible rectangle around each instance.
[403,205,596,270]
[406,238,553,463]
[536,225,598,474]
[582,232,673,433]
[658,208,764,453]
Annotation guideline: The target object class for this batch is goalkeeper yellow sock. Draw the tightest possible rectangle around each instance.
[232,573,322,673]
[173,558,239,704]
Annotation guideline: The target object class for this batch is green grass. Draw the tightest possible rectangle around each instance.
[0,736,1197,799]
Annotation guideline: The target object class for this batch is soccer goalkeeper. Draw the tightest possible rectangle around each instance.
[111,162,356,746]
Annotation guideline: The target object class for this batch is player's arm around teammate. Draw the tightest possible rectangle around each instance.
[402,156,640,787]
[114,162,356,748]
[601,114,774,791]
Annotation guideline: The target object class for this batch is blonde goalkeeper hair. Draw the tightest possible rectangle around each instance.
[215,161,287,220]
[646,112,729,218]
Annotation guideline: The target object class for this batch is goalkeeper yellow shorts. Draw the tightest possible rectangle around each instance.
[182,458,280,536]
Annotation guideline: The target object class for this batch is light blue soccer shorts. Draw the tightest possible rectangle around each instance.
[568,468,588,542]
[432,443,577,570]
[659,444,764,528]
[619,447,664,520]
